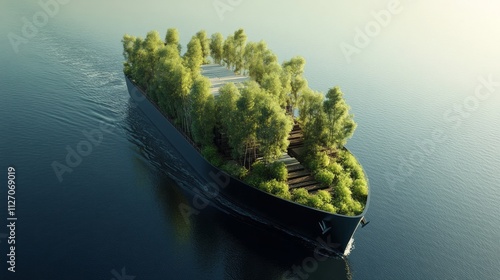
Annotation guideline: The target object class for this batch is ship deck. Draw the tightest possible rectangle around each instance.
[201,64,250,96]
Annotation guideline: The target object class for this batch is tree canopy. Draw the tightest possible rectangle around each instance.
[216,81,292,166]
[222,35,236,70]
[298,86,357,152]
[283,56,308,110]
[323,86,357,148]
[184,36,203,78]
[190,76,216,146]
[122,27,366,216]
[195,30,211,64]
[210,32,224,65]
[165,28,181,53]
[233,28,247,73]
[298,88,327,152]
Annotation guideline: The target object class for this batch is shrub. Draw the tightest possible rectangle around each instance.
[352,179,368,200]
[315,169,335,186]
[257,180,273,192]
[201,145,217,159]
[250,160,288,182]
[318,152,330,168]
[334,181,352,200]
[291,188,310,205]
[351,164,365,180]
[221,162,248,179]
[258,179,291,200]
[202,145,223,167]
[306,195,323,208]
[336,173,353,191]
[316,190,332,204]
[245,173,265,187]
[351,200,364,215]
[327,162,343,176]
[336,200,350,215]
[320,203,336,213]
[339,151,365,181]
[290,189,337,213]
[308,152,330,171]
[269,161,288,182]
[333,179,366,216]
[341,152,358,172]
[251,161,269,178]
[270,180,291,200]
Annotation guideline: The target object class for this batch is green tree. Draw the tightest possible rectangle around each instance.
[223,35,235,69]
[220,81,292,166]
[262,51,281,77]
[298,88,327,152]
[122,34,137,77]
[283,56,307,110]
[254,90,293,163]
[148,44,170,103]
[228,82,259,167]
[261,70,290,108]
[165,28,182,54]
[195,30,211,64]
[139,30,165,90]
[233,28,247,73]
[210,32,224,65]
[152,44,183,116]
[155,55,193,131]
[242,41,256,75]
[172,62,193,133]
[323,86,357,148]
[216,83,240,134]
[243,41,280,84]
[124,31,164,91]
[190,76,216,145]
[184,36,203,78]
[128,38,147,88]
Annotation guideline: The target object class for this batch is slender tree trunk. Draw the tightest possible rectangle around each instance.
[243,142,248,169]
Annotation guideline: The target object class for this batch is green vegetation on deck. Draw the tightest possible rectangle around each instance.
[122,28,368,216]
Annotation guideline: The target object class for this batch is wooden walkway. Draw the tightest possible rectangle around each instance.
[279,123,330,194]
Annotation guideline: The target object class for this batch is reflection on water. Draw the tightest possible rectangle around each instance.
[125,100,353,279]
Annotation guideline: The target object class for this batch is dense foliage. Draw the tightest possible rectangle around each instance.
[122,28,368,216]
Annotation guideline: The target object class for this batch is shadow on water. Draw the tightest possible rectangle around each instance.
[124,100,353,280]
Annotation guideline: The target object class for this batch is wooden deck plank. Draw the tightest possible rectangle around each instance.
[288,175,315,185]
[286,163,304,172]
[289,180,318,189]
[304,185,331,192]
[287,169,312,179]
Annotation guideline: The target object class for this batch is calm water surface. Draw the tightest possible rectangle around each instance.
[1,0,499,279]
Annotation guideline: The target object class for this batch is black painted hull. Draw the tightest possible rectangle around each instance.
[125,75,369,256]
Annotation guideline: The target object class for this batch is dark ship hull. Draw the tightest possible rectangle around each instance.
[125,75,369,256]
